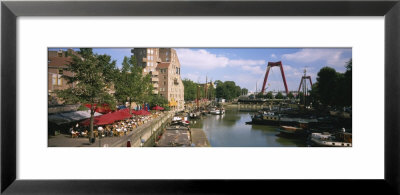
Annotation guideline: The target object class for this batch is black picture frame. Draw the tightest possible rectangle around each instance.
[2,0,399,194]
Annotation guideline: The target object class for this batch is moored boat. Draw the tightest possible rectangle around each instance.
[310,130,352,147]
[189,111,201,119]
[250,111,318,127]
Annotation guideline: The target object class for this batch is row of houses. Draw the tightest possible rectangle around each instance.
[48,48,185,110]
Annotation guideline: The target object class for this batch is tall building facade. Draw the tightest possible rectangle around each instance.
[132,48,185,110]
[132,48,161,95]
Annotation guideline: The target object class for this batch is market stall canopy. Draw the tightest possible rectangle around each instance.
[152,105,164,110]
[84,103,112,114]
[133,109,151,116]
[48,110,102,125]
[80,108,132,126]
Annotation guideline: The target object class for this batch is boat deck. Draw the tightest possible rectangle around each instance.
[157,129,191,147]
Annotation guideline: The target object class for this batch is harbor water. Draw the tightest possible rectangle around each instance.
[190,108,307,147]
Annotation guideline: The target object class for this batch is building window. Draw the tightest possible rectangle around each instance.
[52,74,63,86]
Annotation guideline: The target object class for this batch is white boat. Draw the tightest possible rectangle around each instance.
[210,108,225,115]
[310,132,352,147]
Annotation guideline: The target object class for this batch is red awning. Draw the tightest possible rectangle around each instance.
[84,103,112,114]
[80,108,132,126]
[133,109,151,116]
[151,105,164,110]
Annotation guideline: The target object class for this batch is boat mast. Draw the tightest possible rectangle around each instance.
[196,84,200,110]
[303,68,307,106]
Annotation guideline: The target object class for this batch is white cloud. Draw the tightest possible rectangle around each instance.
[176,49,266,70]
[181,73,200,82]
[282,49,350,67]
[241,65,264,75]
[284,65,316,80]
[270,54,277,58]
[229,59,265,66]
[176,49,229,70]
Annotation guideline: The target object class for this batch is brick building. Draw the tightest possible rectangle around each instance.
[157,48,184,110]
[48,49,76,105]
[131,48,161,95]
[132,48,185,110]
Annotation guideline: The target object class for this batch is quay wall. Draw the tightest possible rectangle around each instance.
[111,112,174,147]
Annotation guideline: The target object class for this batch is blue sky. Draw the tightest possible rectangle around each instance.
[49,48,352,93]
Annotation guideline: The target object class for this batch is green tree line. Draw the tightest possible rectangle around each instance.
[215,80,247,101]
[310,59,352,108]
[182,79,216,101]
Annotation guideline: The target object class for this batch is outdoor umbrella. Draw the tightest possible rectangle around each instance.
[133,109,151,116]
[80,112,116,126]
[151,105,164,110]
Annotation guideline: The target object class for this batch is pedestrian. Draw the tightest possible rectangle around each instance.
[127,139,131,147]
[98,126,104,137]
[123,127,127,135]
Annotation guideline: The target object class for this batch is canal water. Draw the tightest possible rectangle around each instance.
[190,108,307,147]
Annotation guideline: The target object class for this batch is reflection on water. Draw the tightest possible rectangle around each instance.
[190,109,307,147]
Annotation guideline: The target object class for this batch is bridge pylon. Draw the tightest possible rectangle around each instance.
[261,61,289,95]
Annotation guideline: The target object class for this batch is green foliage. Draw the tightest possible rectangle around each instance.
[241,88,248,96]
[265,91,273,99]
[183,79,215,101]
[275,92,284,99]
[77,105,89,111]
[298,92,304,103]
[216,81,242,101]
[55,48,118,139]
[56,48,117,108]
[310,58,352,108]
[315,66,338,105]
[114,55,153,105]
[287,92,294,99]
[182,79,198,101]
[149,94,168,107]
[256,92,264,99]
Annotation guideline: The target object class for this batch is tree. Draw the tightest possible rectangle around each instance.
[265,91,273,99]
[298,92,304,104]
[275,92,284,99]
[114,55,153,109]
[55,48,117,142]
[215,81,243,101]
[207,84,216,100]
[310,59,352,108]
[241,88,249,96]
[343,59,352,106]
[256,92,264,99]
[287,92,294,99]
[149,94,168,107]
[315,67,338,105]
[182,79,198,101]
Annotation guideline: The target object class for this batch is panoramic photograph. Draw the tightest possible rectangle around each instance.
[48,48,352,147]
